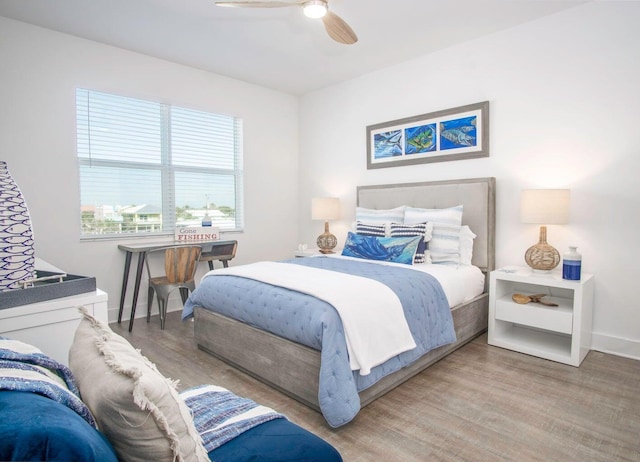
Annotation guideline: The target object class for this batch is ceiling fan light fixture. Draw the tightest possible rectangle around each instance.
[303,0,327,19]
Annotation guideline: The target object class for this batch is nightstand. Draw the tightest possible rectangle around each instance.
[488,266,594,366]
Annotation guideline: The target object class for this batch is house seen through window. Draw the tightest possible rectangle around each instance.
[76,89,243,238]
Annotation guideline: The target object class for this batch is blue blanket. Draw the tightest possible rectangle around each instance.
[0,338,96,427]
[184,257,455,427]
[0,391,118,462]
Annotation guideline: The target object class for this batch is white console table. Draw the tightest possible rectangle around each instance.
[0,289,108,365]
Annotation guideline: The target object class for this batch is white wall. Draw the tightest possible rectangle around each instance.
[1,3,638,359]
[298,2,640,359]
[0,17,300,322]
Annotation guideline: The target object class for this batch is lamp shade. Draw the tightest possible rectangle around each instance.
[312,197,340,221]
[520,189,570,224]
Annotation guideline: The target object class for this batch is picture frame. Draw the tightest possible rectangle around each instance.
[366,101,489,169]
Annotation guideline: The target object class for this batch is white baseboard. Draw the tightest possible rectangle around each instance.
[107,304,184,325]
[591,331,640,361]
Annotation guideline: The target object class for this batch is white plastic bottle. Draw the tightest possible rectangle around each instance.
[562,246,582,280]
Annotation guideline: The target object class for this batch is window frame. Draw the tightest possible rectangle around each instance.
[76,88,244,241]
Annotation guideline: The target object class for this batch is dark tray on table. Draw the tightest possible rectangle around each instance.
[0,271,97,310]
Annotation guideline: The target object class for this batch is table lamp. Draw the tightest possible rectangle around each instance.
[312,197,340,254]
[520,189,570,271]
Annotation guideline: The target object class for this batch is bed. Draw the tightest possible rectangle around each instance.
[185,177,496,428]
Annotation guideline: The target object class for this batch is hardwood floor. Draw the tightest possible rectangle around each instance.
[111,312,640,461]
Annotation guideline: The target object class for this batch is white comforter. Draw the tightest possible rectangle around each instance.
[326,254,486,307]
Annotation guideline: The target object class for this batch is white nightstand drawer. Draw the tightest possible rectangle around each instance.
[495,295,573,334]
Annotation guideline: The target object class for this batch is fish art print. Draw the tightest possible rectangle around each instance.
[366,101,488,169]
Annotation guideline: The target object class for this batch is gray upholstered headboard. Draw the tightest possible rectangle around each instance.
[357,177,496,272]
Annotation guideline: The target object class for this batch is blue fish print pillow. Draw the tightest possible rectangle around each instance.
[341,232,421,265]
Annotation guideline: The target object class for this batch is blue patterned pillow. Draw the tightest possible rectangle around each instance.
[355,221,386,237]
[390,222,432,264]
[341,232,421,265]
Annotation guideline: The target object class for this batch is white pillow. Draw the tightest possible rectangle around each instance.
[429,223,462,264]
[69,310,209,462]
[459,225,476,265]
[404,205,463,226]
[355,206,406,225]
[429,223,476,265]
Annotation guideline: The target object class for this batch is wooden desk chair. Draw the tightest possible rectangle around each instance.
[199,240,238,270]
[144,245,202,330]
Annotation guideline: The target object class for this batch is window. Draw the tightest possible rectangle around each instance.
[76,88,243,238]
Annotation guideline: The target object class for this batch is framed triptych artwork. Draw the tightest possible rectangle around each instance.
[366,101,489,169]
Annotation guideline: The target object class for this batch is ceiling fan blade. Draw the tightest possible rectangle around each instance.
[322,10,357,45]
[214,1,299,8]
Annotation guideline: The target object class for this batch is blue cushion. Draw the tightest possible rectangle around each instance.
[209,418,342,461]
[390,222,430,264]
[341,232,421,265]
[0,391,118,462]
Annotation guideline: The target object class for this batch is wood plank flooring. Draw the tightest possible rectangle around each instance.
[111,312,640,461]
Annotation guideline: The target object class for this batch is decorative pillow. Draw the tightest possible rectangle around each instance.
[355,221,386,237]
[404,205,463,226]
[355,206,406,225]
[429,223,462,264]
[390,222,433,264]
[341,231,421,265]
[459,225,476,265]
[68,310,209,462]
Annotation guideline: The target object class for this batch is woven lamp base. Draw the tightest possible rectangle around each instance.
[317,221,337,254]
[317,232,337,254]
[524,225,560,271]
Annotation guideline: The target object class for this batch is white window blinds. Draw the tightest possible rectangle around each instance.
[76,89,243,238]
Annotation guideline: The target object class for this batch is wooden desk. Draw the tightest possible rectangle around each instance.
[117,239,237,332]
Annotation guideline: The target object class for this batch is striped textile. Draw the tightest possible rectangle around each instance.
[404,205,463,226]
[429,223,462,264]
[355,221,386,237]
[390,222,432,264]
[180,384,286,452]
[355,206,406,225]
[0,337,96,427]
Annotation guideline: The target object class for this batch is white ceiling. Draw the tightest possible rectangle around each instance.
[0,0,589,95]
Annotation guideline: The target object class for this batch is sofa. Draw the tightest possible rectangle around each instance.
[0,309,342,462]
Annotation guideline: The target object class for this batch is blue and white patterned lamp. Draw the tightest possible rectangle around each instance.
[0,161,35,291]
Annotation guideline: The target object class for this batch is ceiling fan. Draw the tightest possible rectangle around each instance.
[213,0,358,45]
